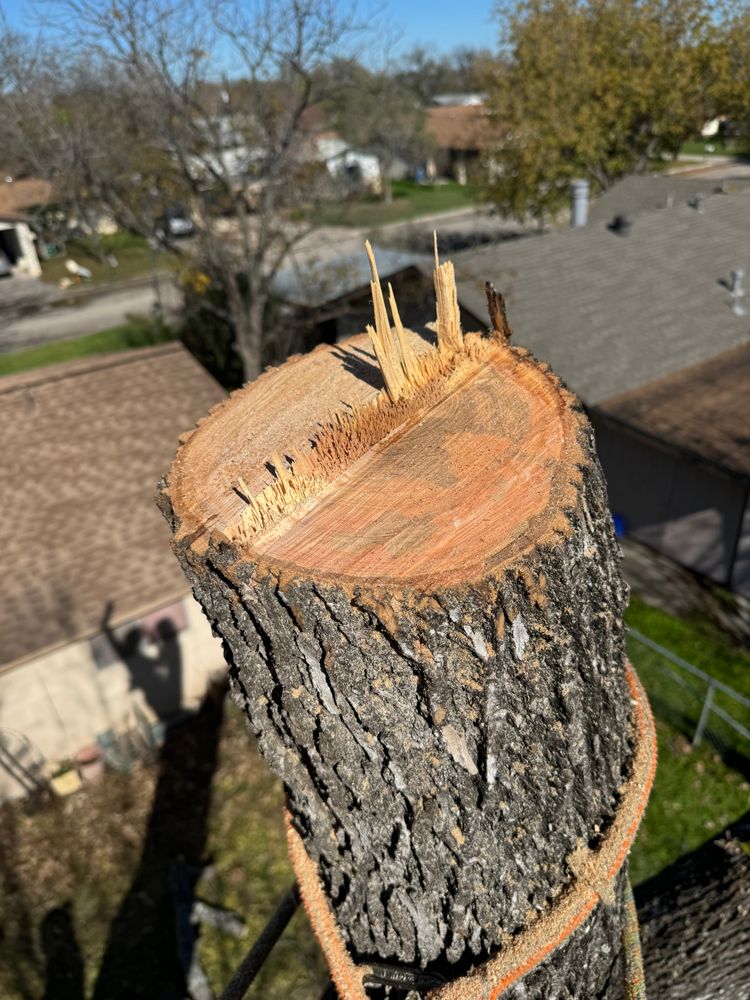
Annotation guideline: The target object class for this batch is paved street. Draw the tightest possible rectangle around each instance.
[0,206,531,356]
[0,277,180,354]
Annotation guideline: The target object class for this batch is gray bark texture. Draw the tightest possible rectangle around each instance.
[636,810,750,999]
[159,417,637,998]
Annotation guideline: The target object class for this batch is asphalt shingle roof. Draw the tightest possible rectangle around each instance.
[586,173,732,226]
[446,189,750,405]
[597,341,750,479]
[0,343,225,668]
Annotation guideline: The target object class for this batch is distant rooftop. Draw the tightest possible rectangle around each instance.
[273,246,430,309]
[426,105,487,150]
[442,188,750,405]
[0,176,54,216]
[431,93,487,107]
[596,341,750,479]
[0,343,225,668]
[586,173,745,227]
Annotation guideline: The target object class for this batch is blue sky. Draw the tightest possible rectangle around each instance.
[2,0,500,57]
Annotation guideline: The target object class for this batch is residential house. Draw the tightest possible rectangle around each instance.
[272,244,484,347]
[593,344,749,591]
[0,344,227,800]
[443,186,750,594]
[425,102,488,184]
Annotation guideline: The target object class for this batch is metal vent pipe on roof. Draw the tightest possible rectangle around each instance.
[571,179,589,228]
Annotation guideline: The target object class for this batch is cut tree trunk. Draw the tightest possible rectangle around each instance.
[159,278,640,997]
[636,810,750,999]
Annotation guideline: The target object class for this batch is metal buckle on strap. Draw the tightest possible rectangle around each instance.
[364,962,448,992]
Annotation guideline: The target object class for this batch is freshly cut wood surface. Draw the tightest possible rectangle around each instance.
[168,330,584,586]
[168,333,396,543]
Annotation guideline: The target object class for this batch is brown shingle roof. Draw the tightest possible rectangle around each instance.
[596,342,750,478]
[0,343,225,668]
[0,177,54,215]
[426,105,487,151]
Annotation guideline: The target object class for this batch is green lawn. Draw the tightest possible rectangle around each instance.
[40,232,177,287]
[679,138,742,157]
[628,716,749,884]
[626,594,750,884]
[0,319,175,377]
[309,179,481,227]
[625,593,750,693]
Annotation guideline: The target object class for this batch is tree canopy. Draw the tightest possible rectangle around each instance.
[484,0,745,219]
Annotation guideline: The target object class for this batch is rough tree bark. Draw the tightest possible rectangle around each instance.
[159,299,641,997]
[636,810,750,999]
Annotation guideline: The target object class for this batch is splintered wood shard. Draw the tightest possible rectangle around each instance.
[231,239,488,541]
[364,240,421,401]
[433,231,463,353]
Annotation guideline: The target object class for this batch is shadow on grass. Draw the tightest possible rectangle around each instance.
[40,904,84,1000]
[90,677,228,1000]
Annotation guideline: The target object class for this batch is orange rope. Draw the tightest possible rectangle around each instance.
[287,663,656,1000]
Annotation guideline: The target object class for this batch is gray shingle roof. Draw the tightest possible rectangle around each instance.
[0,343,225,668]
[445,190,750,404]
[586,173,732,226]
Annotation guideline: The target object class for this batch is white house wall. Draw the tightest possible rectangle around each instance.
[0,595,226,801]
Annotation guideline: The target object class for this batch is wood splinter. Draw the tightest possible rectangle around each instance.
[485,281,512,342]
[229,239,487,540]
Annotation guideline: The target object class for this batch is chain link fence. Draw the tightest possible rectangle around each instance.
[627,628,750,760]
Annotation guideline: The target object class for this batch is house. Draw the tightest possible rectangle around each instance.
[315,133,382,191]
[272,245,484,347]
[441,186,750,594]
[425,104,488,184]
[0,343,227,800]
[0,176,54,218]
[592,344,749,592]
[0,177,53,276]
[0,211,42,279]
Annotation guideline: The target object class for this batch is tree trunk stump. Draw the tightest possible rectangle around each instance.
[636,810,750,999]
[159,264,646,998]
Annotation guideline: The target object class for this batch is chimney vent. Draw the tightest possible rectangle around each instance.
[571,179,589,228]
[730,269,745,316]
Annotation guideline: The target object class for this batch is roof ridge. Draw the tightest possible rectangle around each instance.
[0,341,185,396]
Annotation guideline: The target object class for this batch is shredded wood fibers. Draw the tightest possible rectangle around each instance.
[233,238,497,541]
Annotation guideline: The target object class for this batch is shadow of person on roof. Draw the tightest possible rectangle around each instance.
[101,603,182,719]
[91,676,228,1000]
[40,903,85,1000]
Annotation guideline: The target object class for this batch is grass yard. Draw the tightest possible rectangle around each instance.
[1,598,748,998]
[0,319,175,377]
[679,138,742,157]
[40,232,178,287]
[309,179,481,228]
[625,593,750,883]
[0,688,327,1000]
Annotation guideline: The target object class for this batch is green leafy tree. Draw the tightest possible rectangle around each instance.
[485,0,732,220]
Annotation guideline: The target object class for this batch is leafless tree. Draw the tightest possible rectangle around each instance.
[4,0,366,380]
